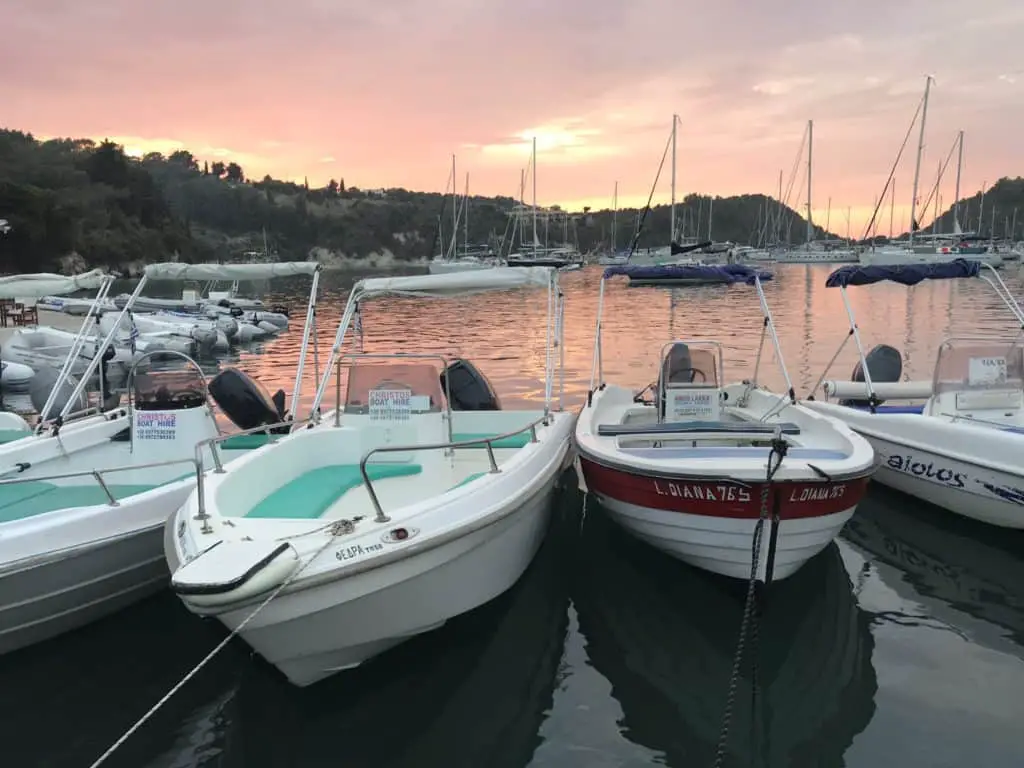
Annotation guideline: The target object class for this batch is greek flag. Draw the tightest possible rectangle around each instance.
[353,303,364,351]
[0,219,10,235]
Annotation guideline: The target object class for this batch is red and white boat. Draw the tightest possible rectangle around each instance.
[576,264,876,582]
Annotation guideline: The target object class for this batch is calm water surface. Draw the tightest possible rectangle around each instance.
[2,264,1024,767]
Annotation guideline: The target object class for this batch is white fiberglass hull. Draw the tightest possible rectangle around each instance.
[167,411,575,687]
[0,480,193,654]
[576,385,875,582]
[804,401,1024,527]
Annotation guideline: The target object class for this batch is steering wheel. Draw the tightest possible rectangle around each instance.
[633,368,708,404]
[670,367,707,384]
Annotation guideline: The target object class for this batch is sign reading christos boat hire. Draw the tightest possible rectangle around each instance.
[135,412,177,440]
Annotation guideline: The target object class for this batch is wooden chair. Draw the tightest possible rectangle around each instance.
[10,298,38,327]
[0,299,13,328]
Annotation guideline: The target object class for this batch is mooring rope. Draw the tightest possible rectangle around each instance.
[711,435,787,768]
[88,528,343,768]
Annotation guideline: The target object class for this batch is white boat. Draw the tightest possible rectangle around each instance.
[427,155,504,275]
[0,261,322,654]
[804,259,1024,528]
[575,264,875,582]
[165,267,575,687]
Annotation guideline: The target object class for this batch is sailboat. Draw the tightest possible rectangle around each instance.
[774,120,858,264]
[428,156,502,274]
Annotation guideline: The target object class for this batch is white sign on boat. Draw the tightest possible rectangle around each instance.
[665,388,721,421]
[369,389,412,421]
[967,356,1007,386]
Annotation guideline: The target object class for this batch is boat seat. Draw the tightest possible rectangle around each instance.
[0,429,29,445]
[451,471,486,490]
[0,482,164,523]
[220,433,275,450]
[451,432,532,449]
[247,463,424,520]
[622,447,849,460]
[597,421,801,437]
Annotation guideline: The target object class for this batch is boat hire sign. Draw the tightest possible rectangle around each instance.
[665,388,720,421]
[369,388,412,422]
[135,412,177,440]
[967,355,1007,386]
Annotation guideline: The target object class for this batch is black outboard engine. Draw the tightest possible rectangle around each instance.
[440,359,501,411]
[839,343,903,408]
[208,367,290,433]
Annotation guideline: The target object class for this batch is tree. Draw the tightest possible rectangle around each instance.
[211,161,226,178]
[168,150,198,171]
[202,160,210,175]
[225,162,244,183]
[327,179,339,197]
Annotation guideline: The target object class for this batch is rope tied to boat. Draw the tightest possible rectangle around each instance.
[87,529,342,768]
[711,431,788,768]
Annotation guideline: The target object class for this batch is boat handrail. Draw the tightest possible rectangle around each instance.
[358,414,549,524]
[192,416,317,530]
[597,421,801,437]
[34,405,108,433]
[0,457,201,506]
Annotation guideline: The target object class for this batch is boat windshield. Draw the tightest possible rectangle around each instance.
[932,338,1024,396]
[660,344,720,388]
[134,368,207,411]
[344,362,445,414]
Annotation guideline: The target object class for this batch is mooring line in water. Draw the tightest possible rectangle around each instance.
[711,435,787,768]
[88,527,344,768]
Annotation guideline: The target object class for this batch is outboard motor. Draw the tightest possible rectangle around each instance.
[440,359,501,411]
[30,366,88,419]
[208,367,290,433]
[839,343,903,408]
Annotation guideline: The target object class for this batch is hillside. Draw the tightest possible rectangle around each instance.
[0,128,959,273]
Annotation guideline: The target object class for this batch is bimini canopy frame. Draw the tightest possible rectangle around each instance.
[589,263,797,412]
[56,262,322,425]
[308,267,564,418]
[808,259,1023,411]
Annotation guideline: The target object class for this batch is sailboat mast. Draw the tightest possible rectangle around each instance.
[908,75,932,247]
[776,169,783,244]
[670,114,678,242]
[932,162,941,235]
[890,178,896,239]
[806,119,813,246]
[531,137,538,259]
[954,130,964,230]
[464,172,469,255]
[612,181,618,250]
[451,154,457,259]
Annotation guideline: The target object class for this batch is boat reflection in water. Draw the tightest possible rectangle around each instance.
[843,485,1024,660]
[572,508,878,767]
[0,469,575,768]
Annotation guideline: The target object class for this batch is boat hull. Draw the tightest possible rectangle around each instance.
[804,401,1024,528]
[578,455,869,581]
[0,507,179,655]
[166,467,565,687]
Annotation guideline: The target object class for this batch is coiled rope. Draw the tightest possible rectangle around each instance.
[88,527,345,768]
[711,434,788,768]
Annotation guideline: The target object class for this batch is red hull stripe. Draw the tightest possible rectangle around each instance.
[579,457,870,519]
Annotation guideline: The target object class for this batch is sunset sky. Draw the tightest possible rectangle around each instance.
[5,0,1023,234]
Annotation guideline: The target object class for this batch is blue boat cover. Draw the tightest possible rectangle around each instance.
[825,258,982,288]
[602,263,773,284]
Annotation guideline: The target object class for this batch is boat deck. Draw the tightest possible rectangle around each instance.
[241,434,530,522]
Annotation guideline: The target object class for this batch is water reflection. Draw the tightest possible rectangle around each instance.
[0,471,576,768]
[843,485,1024,660]
[571,508,877,767]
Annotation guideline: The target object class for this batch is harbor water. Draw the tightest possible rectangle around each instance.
[1,263,1023,767]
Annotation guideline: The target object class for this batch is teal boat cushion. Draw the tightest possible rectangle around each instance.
[451,432,532,449]
[247,463,423,520]
[0,482,164,523]
[451,472,486,490]
[220,433,274,450]
[0,429,29,445]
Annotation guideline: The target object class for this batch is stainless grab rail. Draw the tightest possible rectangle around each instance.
[0,457,202,506]
[358,415,549,523]
[192,416,316,531]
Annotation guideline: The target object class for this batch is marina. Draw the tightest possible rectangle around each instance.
[0,262,1022,766]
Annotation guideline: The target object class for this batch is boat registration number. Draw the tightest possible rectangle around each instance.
[335,542,384,562]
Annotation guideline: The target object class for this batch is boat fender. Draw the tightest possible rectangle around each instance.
[840,344,903,408]
[171,540,300,608]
